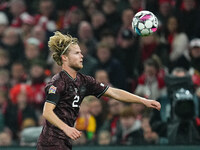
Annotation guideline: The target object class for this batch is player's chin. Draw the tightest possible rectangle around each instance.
[79,64,83,69]
[74,65,83,71]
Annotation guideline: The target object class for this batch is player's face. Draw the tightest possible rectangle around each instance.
[67,44,84,71]
[120,117,135,129]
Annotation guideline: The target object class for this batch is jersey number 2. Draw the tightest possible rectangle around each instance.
[72,95,80,107]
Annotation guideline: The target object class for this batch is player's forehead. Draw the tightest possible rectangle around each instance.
[69,44,81,52]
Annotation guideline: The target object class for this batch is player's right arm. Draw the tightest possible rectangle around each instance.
[104,87,161,110]
[43,102,81,140]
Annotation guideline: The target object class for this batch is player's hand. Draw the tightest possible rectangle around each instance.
[63,126,82,140]
[143,99,161,111]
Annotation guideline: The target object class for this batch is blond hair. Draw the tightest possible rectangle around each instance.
[48,31,78,66]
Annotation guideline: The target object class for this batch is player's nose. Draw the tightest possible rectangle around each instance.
[80,53,84,59]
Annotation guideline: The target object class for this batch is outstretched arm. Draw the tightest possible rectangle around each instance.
[104,87,161,110]
[43,102,82,140]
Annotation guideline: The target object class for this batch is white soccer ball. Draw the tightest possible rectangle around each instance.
[132,10,158,36]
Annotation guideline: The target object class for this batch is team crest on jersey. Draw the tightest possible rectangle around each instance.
[74,88,78,93]
[69,86,73,92]
[80,86,86,95]
[49,85,57,94]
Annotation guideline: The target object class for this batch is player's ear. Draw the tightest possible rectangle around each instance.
[61,55,68,62]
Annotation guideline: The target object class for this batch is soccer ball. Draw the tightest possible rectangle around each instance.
[132,10,158,36]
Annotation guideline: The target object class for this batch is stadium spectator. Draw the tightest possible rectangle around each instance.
[5,84,37,139]
[187,38,200,89]
[0,131,12,146]
[117,8,134,45]
[9,0,27,28]
[96,42,126,89]
[100,30,117,52]
[101,98,125,144]
[35,0,57,32]
[28,60,46,111]
[160,16,188,69]
[135,58,166,100]
[82,0,99,22]
[0,27,24,63]
[156,0,174,30]
[20,13,35,42]
[95,69,111,86]
[75,99,96,142]
[78,21,97,57]
[175,0,200,39]
[142,116,159,144]
[140,35,158,64]
[20,123,43,146]
[116,106,144,145]
[19,113,44,146]
[88,96,107,134]
[101,0,120,33]
[130,102,146,121]
[31,25,49,59]
[31,26,47,46]
[9,84,34,105]
[0,49,10,70]
[23,37,42,69]
[62,7,84,37]
[94,69,112,102]
[0,12,9,38]
[173,38,200,73]
[115,29,139,81]
[91,11,107,41]
[79,42,98,76]
[97,130,111,145]
[10,62,27,86]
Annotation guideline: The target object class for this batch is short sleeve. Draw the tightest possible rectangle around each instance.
[45,79,65,105]
[85,76,109,98]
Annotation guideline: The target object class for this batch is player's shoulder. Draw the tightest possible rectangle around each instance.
[52,72,64,81]
[45,71,66,90]
[47,71,65,85]
[77,72,94,81]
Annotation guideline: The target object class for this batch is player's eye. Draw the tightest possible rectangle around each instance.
[76,51,81,54]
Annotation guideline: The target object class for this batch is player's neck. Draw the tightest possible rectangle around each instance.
[62,65,77,79]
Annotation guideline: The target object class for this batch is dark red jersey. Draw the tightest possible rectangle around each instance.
[37,70,109,148]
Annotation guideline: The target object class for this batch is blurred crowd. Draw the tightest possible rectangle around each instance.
[0,0,200,147]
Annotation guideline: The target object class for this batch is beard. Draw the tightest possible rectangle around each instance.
[71,63,83,71]
[73,67,81,71]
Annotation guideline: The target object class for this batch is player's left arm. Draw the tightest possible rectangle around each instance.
[103,87,161,111]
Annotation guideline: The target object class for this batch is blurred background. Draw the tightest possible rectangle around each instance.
[0,0,200,149]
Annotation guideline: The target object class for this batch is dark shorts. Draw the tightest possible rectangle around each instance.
[37,142,72,150]
[37,133,72,150]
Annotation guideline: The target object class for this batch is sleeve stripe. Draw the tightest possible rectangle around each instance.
[97,86,109,98]
[46,100,57,105]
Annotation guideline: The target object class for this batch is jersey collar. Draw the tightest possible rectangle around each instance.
[62,70,77,81]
